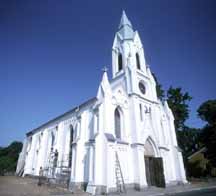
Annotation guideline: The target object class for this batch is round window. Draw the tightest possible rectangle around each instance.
[138,81,146,94]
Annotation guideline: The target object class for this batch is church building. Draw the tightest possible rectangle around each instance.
[16,11,187,194]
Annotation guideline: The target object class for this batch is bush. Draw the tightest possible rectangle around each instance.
[187,160,206,178]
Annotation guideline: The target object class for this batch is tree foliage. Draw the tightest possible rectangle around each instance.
[152,73,165,101]
[167,87,192,131]
[197,100,216,125]
[150,74,216,177]
[0,141,22,175]
[201,125,216,167]
[177,126,202,158]
[198,100,216,167]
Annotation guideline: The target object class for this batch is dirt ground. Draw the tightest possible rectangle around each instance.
[0,176,76,196]
[1,176,216,196]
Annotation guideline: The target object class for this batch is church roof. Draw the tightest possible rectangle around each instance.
[188,147,207,160]
[118,10,134,40]
[26,97,97,136]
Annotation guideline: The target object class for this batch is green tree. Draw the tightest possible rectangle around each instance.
[198,100,216,167]
[176,126,203,178]
[177,126,202,158]
[197,100,216,125]
[167,87,192,131]
[0,141,22,175]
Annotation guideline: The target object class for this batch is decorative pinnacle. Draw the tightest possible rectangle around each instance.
[102,66,108,72]
[119,10,133,29]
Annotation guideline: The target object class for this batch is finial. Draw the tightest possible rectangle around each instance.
[119,10,132,29]
[102,66,108,72]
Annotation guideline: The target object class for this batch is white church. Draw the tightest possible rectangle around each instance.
[16,11,187,194]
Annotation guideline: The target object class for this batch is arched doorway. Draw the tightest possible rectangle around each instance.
[144,138,165,188]
[144,139,155,157]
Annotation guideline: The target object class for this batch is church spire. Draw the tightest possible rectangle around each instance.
[119,10,133,29]
[117,10,134,40]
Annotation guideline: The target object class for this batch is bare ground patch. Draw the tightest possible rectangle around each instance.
[0,176,74,196]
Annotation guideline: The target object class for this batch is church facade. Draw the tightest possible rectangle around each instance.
[16,11,187,194]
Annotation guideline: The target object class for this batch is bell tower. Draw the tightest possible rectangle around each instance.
[112,11,157,101]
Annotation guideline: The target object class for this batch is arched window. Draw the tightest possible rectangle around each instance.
[27,137,32,153]
[118,53,123,72]
[51,132,55,147]
[69,125,74,167]
[115,107,122,139]
[74,123,79,140]
[70,125,74,144]
[37,135,41,151]
[136,53,141,70]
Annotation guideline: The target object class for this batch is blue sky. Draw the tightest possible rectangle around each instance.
[0,0,216,146]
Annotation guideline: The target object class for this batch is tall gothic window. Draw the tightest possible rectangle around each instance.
[27,137,32,153]
[69,125,73,167]
[115,107,122,139]
[74,122,79,140]
[70,125,74,144]
[37,135,41,151]
[51,131,55,149]
[136,53,141,70]
[118,53,123,72]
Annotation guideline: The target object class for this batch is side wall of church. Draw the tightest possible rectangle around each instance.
[22,104,96,183]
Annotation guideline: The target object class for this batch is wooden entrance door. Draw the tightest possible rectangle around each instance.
[144,156,165,188]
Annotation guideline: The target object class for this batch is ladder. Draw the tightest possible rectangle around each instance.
[115,152,126,193]
[17,163,25,176]
[45,151,54,178]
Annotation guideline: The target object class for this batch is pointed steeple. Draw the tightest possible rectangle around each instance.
[119,10,133,29]
[117,10,134,40]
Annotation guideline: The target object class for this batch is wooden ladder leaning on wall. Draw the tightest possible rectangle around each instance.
[115,151,126,193]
